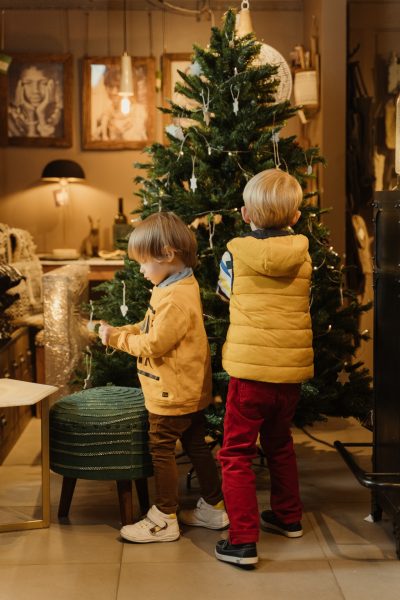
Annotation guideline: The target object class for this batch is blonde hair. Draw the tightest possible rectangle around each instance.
[128,212,198,269]
[243,168,303,229]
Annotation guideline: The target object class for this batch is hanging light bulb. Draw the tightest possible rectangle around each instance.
[235,0,292,103]
[119,0,133,113]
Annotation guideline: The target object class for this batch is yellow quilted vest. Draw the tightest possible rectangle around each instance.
[222,233,314,383]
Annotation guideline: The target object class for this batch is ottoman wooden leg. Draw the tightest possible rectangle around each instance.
[134,477,150,515]
[116,480,133,526]
[58,476,77,519]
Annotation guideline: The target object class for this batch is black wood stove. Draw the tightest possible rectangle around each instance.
[335,190,400,558]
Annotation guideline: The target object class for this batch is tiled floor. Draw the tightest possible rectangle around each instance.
[1,417,399,600]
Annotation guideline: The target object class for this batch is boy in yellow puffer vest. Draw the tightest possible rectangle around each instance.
[215,169,314,567]
[99,212,228,543]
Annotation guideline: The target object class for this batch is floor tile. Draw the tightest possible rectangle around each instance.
[0,523,122,565]
[308,507,397,560]
[0,564,120,600]
[329,559,400,600]
[117,560,345,600]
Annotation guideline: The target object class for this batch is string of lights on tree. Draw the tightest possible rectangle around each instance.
[85,6,372,429]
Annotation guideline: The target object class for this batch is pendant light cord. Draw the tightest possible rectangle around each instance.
[123,0,127,53]
[1,10,5,51]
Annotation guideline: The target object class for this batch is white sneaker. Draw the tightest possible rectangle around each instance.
[179,498,229,530]
[120,505,180,543]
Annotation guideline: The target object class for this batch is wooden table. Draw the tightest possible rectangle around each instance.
[40,258,124,282]
[0,379,57,532]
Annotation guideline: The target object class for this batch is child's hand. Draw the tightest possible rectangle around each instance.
[98,320,114,345]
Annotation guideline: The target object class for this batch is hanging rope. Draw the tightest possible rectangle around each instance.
[84,11,90,57]
[1,9,5,51]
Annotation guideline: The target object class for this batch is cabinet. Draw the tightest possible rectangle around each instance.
[0,327,34,463]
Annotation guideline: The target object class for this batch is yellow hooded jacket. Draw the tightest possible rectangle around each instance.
[222,233,314,383]
[108,275,212,416]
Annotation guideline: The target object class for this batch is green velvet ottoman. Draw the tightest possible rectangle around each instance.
[49,386,153,525]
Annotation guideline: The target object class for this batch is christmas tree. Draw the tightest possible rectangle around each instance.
[88,10,372,430]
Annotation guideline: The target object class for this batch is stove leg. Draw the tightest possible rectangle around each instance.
[371,490,383,522]
[393,512,400,560]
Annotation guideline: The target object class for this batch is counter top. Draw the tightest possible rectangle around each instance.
[39,257,125,266]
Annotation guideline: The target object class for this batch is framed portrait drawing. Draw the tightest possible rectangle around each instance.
[82,56,155,150]
[0,54,73,147]
[162,53,196,139]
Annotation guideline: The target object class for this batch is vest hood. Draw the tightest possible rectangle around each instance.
[227,234,310,278]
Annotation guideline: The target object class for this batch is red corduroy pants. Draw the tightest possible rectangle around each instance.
[218,376,302,545]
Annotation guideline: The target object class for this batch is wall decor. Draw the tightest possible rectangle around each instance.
[162,53,196,139]
[82,56,155,150]
[0,54,73,148]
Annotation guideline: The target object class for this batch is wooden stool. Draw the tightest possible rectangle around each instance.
[49,386,153,525]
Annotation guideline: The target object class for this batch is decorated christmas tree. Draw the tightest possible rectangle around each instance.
[88,9,372,430]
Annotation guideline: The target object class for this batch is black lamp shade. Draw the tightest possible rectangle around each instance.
[41,160,85,182]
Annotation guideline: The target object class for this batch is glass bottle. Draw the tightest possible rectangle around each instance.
[113,197,132,249]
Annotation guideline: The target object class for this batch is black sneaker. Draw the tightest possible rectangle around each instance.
[215,539,258,566]
[260,510,303,538]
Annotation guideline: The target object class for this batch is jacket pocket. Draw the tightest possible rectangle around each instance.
[137,367,160,381]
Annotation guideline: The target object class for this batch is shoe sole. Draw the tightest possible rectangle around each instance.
[121,532,180,543]
[179,519,230,530]
[260,519,303,538]
[215,549,258,565]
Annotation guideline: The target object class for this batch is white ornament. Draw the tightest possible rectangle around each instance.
[271,131,280,143]
[190,61,203,76]
[254,44,293,103]
[165,123,185,141]
[307,165,313,175]
[83,346,92,390]
[190,174,197,192]
[230,85,240,116]
[201,88,211,126]
[120,281,128,318]
[87,300,96,332]
[190,156,197,192]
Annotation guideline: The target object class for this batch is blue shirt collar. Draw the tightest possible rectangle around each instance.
[157,267,193,288]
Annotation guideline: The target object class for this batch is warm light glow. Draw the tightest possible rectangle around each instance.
[53,186,70,207]
[120,96,131,115]
[119,52,134,97]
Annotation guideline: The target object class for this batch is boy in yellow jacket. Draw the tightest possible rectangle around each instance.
[99,212,228,543]
[215,169,314,566]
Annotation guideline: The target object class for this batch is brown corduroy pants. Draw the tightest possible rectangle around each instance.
[148,410,223,515]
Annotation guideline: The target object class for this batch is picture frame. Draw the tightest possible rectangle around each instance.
[161,52,195,139]
[0,53,73,147]
[82,56,155,150]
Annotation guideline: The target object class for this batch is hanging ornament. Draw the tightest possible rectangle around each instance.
[165,123,185,141]
[190,61,203,76]
[230,85,240,116]
[190,156,198,192]
[200,88,211,126]
[120,280,128,318]
[208,214,216,249]
[86,300,96,332]
[304,151,313,175]
[83,346,92,390]
[226,32,235,48]
[235,0,292,103]
[271,129,281,168]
